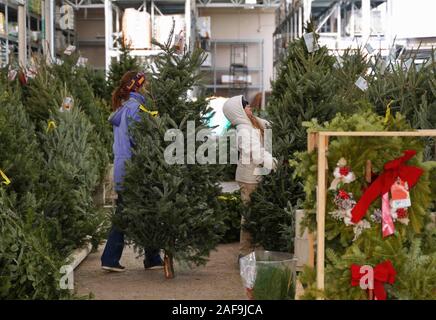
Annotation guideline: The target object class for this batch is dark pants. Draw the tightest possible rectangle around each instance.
[101,195,160,267]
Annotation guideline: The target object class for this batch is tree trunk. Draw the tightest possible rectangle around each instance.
[164,252,175,279]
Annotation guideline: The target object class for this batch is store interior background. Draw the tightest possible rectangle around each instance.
[1,0,435,106]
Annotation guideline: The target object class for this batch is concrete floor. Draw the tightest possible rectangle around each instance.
[74,242,248,300]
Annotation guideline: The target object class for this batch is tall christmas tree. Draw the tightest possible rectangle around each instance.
[38,99,106,255]
[244,26,352,252]
[0,81,42,199]
[118,35,225,278]
[16,59,109,255]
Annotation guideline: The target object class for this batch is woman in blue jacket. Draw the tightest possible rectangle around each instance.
[101,71,163,272]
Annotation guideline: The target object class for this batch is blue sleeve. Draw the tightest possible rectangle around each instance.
[126,103,142,147]
[131,105,142,123]
[126,103,142,127]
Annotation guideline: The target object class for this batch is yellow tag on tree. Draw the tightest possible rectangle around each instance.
[217,195,238,201]
[139,105,158,117]
[46,120,57,133]
[0,169,11,185]
[384,100,394,124]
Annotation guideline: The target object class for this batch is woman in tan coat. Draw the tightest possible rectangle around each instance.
[222,95,277,259]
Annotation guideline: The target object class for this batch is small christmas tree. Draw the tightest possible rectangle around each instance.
[0,188,71,299]
[367,48,436,159]
[49,54,112,167]
[22,61,62,124]
[118,35,225,278]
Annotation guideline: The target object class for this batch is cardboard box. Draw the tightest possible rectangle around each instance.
[122,8,151,49]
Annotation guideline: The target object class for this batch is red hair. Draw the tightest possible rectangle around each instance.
[112,71,148,111]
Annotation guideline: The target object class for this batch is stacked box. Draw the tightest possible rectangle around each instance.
[122,8,151,49]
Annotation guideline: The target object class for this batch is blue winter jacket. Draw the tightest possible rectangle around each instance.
[109,92,146,191]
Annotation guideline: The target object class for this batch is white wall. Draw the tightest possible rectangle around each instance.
[390,0,436,39]
[199,8,275,98]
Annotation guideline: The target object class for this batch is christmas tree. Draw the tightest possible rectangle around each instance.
[118,36,226,278]
[23,56,111,175]
[0,81,42,199]
[367,49,436,159]
[13,59,108,254]
[0,188,71,299]
[49,54,112,168]
[106,40,142,102]
[244,26,349,252]
[22,61,62,124]
[38,100,106,255]
[368,49,436,128]
[294,110,435,299]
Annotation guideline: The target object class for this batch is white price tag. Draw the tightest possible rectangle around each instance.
[425,52,435,67]
[391,198,411,209]
[403,59,413,72]
[355,76,368,91]
[388,47,396,61]
[365,43,374,54]
[76,56,88,67]
[7,69,17,81]
[64,45,76,55]
[333,56,343,69]
[377,59,388,75]
[303,32,319,53]
[366,67,375,76]
[26,67,37,79]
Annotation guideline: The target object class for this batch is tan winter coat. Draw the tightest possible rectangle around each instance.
[222,95,276,184]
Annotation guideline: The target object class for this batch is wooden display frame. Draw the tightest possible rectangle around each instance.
[307,130,436,295]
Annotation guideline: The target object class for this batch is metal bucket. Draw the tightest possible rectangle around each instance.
[246,251,298,300]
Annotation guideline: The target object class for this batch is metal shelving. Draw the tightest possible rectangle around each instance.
[273,0,398,73]
[200,39,264,97]
[0,0,42,67]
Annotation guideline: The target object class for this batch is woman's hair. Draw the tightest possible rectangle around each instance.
[242,96,264,141]
[112,71,142,111]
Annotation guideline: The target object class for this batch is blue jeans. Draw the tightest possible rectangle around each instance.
[101,195,160,267]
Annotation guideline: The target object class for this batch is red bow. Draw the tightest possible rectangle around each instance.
[339,166,350,176]
[351,150,423,224]
[351,260,396,300]
[338,190,350,199]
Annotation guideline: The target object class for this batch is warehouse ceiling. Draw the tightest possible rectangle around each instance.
[113,0,186,14]
[311,0,387,19]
